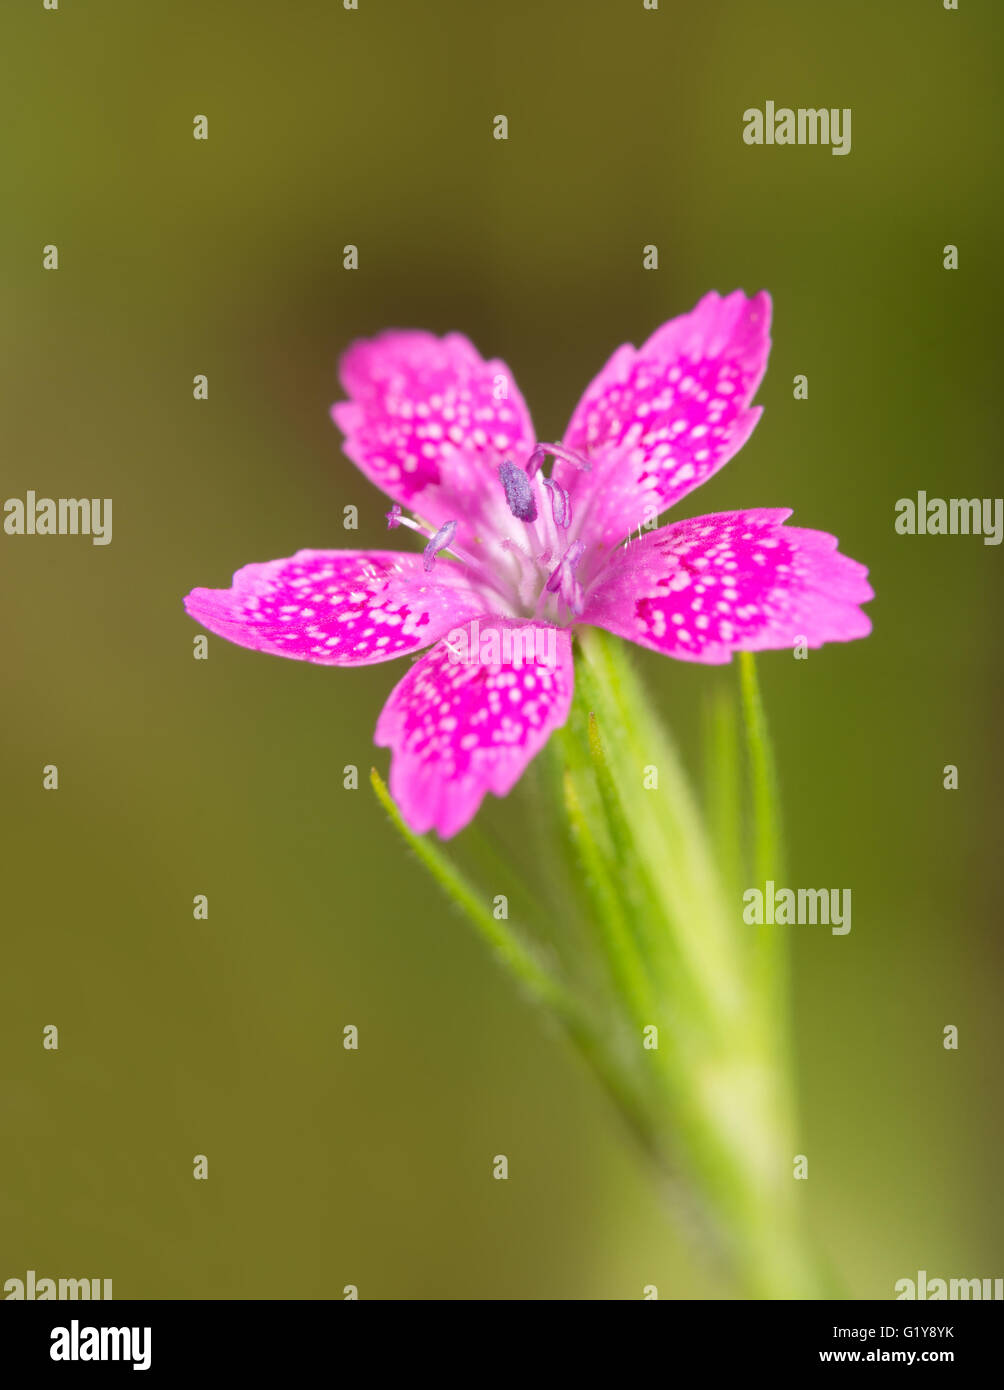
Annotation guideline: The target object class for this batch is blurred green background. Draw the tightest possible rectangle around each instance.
[2,0,1001,1299]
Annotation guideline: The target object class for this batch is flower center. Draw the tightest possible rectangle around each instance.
[387,442,595,625]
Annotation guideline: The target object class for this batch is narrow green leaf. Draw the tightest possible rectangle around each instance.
[370,767,666,1165]
[702,681,744,900]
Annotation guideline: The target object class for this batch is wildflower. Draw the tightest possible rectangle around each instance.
[185,291,872,837]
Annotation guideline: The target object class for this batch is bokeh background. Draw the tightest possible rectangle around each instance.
[2,0,1001,1298]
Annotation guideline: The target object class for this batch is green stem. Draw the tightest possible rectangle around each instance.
[370,627,834,1297]
[738,652,783,885]
[702,682,743,899]
[560,764,660,1035]
[737,652,793,1064]
[569,630,827,1297]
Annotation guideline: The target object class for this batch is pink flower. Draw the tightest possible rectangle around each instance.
[185,291,872,838]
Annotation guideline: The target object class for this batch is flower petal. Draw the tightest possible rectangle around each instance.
[375,619,574,837]
[332,331,536,531]
[557,291,772,549]
[582,510,873,664]
[184,550,490,666]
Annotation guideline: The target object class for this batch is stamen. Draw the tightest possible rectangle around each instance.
[499,460,538,522]
[388,506,431,539]
[500,536,533,562]
[541,477,571,529]
[423,519,458,571]
[524,444,548,477]
[545,539,586,595]
[535,441,593,473]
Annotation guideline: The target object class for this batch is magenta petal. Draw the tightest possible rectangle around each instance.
[184,550,490,666]
[557,291,771,549]
[582,510,873,664]
[375,619,574,838]
[332,330,536,530]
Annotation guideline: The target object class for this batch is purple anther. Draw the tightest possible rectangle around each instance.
[541,477,571,529]
[386,504,403,529]
[499,460,538,522]
[423,519,457,571]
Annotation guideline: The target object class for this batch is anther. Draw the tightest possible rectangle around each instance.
[499,460,538,522]
[541,477,571,529]
[423,519,458,571]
